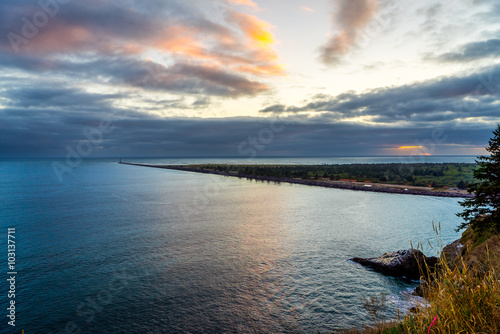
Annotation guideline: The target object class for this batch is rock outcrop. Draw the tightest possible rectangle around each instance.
[440,239,464,268]
[413,227,500,297]
[351,249,438,280]
[443,226,500,273]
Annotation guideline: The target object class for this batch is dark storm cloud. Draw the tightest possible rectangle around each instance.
[3,86,123,109]
[431,38,500,63]
[260,104,287,113]
[0,0,223,51]
[0,1,497,158]
[0,105,494,158]
[115,59,268,97]
[0,0,177,52]
[260,65,500,124]
[0,53,268,97]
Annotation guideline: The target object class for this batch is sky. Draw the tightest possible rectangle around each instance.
[1,0,500,158]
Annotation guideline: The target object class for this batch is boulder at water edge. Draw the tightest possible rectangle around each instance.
[350,249,438,280]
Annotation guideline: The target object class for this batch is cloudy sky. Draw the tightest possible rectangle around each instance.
[1,0,499,158]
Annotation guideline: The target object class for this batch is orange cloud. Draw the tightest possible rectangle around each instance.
[156,26,212,60]
[16,20,147,56]
[229,11,275,47]
[19,23,93,54]
[224,10,284,75]
[9,1,283,95]
[153,19,283,77]
[301,6,315,12]
[236,63,285,75]
[228,0,258,7]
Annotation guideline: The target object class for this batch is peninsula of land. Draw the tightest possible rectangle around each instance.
[120,162,475,198]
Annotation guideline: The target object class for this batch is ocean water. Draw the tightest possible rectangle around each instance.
[0,158,469,333]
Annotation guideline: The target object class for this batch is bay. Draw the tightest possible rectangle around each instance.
[0,157,468,333]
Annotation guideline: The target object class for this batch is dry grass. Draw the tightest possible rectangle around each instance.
[340,321,403,334]
[401,253,500,333]
[343,224,500,334]
[345,257,500,333]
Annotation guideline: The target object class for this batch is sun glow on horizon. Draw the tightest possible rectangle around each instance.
[394,145,431,156]
[399,146,423,149]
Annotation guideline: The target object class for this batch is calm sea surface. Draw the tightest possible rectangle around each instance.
[0,157,474,333]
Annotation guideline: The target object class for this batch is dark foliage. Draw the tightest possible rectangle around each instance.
[195,163,475,188]
[457,125,500,232]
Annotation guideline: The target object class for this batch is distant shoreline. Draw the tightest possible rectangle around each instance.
[120,162,474,198]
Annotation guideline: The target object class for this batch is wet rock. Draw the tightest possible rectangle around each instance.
[351,249,438,280]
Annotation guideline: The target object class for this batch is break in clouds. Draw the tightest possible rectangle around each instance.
[0,0,500,158]
[260,64,500,124]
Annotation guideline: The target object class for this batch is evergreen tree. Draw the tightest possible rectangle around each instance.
[457,125,500,231]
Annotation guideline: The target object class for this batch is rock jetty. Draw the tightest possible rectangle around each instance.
[119,162,473,198]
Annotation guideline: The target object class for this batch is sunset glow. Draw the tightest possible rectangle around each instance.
[3,2,498,331]
[229,0,258,8]
[0,0,498,157]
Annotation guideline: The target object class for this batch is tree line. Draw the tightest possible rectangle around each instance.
[194,163,476,189]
